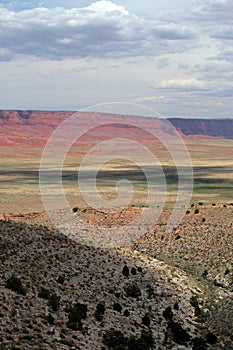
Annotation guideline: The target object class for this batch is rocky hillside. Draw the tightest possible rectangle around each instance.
[0,219,218,350]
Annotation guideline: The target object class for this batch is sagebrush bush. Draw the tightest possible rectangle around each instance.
[6,275,27,296]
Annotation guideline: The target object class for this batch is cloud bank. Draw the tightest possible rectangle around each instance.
[0,1,197,61]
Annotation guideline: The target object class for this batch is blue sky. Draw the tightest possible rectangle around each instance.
[0,0,233,118]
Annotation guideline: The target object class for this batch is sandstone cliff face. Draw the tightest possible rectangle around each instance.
[169,117,233,139]
[0,110,71,147]
[0,110,233,148]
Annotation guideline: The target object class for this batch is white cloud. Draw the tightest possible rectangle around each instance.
[1,0,233,118]
[0,1,197,61]
[87,1,129,14]
[162,78,206,89]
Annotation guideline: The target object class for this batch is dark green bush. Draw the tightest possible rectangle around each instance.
[125,283,141,298]
[167,320,190,345]
[47,314,55,325]
[190,295,201,316]
[142,313,150,327]
[48,293,60,311]
[38,287,50,299]
[123,309,130,317]
[57,275,65,284]
[95,302,105,321]
[206,332,217,344]
[103,330,125,349]
[192,337,208,350]
[127,337,150,350]
[66,303,87,331]
[113,302,122,313]
[131,267,137,275]
[6,275,27,296]
[202,269,208,278]
[163,306,173,320]
[122,265,129,277]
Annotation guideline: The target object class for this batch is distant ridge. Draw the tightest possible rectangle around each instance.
[169,117,233,139]
[0,110,233,145]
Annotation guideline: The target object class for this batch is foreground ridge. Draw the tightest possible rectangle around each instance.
[0,220,214,350]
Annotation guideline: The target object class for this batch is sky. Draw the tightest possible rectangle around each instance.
[0,0,233,118]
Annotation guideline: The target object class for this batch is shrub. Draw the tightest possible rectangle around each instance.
[142,313,150,327]
[194,208,199,214]
[66,303,87,331]
[122,265,129,277]
[126,329,154,350]
[131,267,137,275]
[167,320,190,345]
[72,207,78,213]
[48,293,60,311]
[186,210,190,214]
[103,330,125,349]
[95,302,105,321]
[113,302,122,313]
[6,275,27,296]
[123,309,130,317]
[190,295,201,316]
[202,218,206,222]
[125,283,141,298]
[47,314,55,325]
[163,306,173,320]
[147,285,154,299]
[38,287,50,299]
[202,269,208,278]
[206,332,217,344]
[192,337,208,350]
[57,275,65,284]
[140,329,154,348]
[127,337,150,350]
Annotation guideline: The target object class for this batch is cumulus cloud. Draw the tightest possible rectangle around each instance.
[0,1,197,61]
[162,78,206,90]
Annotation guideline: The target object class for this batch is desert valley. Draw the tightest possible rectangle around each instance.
[0,110,232,349]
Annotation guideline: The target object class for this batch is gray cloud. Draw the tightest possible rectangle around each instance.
[211,26,233,40]
[212,50,233,62]
[185,0,233,24]
[0,2,197,61]
[152,23,196,40]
